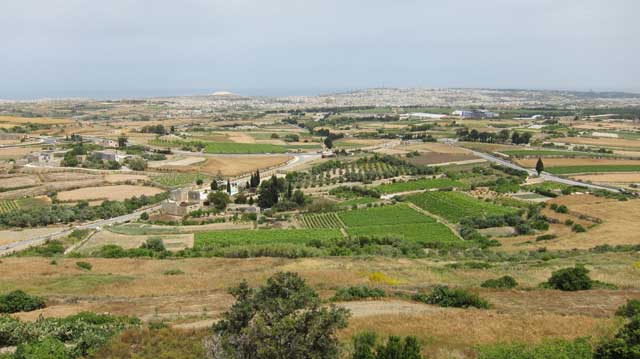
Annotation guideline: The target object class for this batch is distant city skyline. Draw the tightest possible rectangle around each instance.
[1,0,638,100]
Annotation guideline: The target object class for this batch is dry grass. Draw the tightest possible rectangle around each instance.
[0,228,62,246]
[518,157,640,167]
[104,174,150,183]
[562,137,640,149]
[80,231,194,253]
[57,185,163,201]
[571,173,640,183]
[194,155,292,176]
[0,116,73,125]
[403,142,474,154]
[0,146,42,160]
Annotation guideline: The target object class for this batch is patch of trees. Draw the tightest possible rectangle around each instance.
[0,193,168,228]
[456,128,531,144]
[0,290,45,314]
[140,124,167,135]
[257,175,307,209]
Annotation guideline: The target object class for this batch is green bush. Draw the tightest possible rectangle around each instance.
[331,286,386,302]
[413,285,490,309]
[572,223,587,232]
[615,299,640,318]
[0,290,46,314]
[76,261,93,271]
[595,316,640,359]
[478,338,593,359]
[536,234,557,241]
[544,265,592,291]
[15,337,70,359]
[481,276,518,289]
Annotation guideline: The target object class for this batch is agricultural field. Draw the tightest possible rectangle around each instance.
[547,165,640,174]
[407,191,518,222]
[149,138,289,154]
[338,204,434,227]
[151,173,210,187]
[299,212,345,229]
[502,149,619,158]
[0,199,18,214]
[57,185,165,202]
[373,177,466,194]
[194,228,343,250]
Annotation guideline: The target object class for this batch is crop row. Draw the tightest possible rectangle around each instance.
[407,191,516,223]
[300,213,344,229]
[0,200,19,214]
[374,178,466,194]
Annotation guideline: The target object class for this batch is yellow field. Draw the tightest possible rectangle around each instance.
[571,173,640,183]
[518,157,640,168]
[562,136,640,149]
[80,231,194,253]
[0,115,73,125]
[57,185,164,202]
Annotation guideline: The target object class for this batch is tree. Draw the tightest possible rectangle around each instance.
[139,212,149,221]
[208,191,230,211]
[210,180,219,191]
[205,272,350,359]
[126,158,147,171]
[324,136,334,149]
[117,135,128,148]
[546,265,592,291]
[196,178,204,186]
[595,316,640,359]
[227,179,232,195]
[257,175,284,208]
[535,157,544,175]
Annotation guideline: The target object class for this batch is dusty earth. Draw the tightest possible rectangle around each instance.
[57,185,164,202]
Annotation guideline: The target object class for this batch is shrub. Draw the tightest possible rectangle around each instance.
[565,219,574,226]
[352,332,424,359]
[413,285,491,309]
[331,286,386,302]
[595,316,640,359]
[536,234,557,241]
[163,269,184,276]
[478,338,593,359]
[481,276,518,289]
[555,204,569,213]
[76,261,93,271]
[15,337,70,359]
[141,237,165,252]
[615,299,640,318]
[0,290,46,314]
[544,265,592,291]
[572,223,587,232]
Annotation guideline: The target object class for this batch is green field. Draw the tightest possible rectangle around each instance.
[299,213,345,229]
[407,191,517,223]
[152,173,210,187]
[194,228,343,250]
[546,165,640,174]
[337,204,459,244]
[338,204,431,227]
[502,150,616,158]
[150,139,288,154]
[373,178,466,194]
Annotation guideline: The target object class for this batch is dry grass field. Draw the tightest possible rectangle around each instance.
[0,146,42,160]
[0,115,73,125]
[104,173,150,183]
[188,155,292,176]
[571,173,640,183]
[57,184,164,202]
[562,136,640,149]
[1,255,638,358]
[79,231,194,253]
[518,157,640,168]
[404,142,475,154]
[0,228,62,246]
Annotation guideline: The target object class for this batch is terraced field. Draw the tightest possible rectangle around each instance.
[149,139,288,154]
[407,191,517,223]
[338,204,430,227]
[502,149,617,158]
[152,173,210,187]
[299,213,345,229]
[0,200,18,214]
[374,178,466,194]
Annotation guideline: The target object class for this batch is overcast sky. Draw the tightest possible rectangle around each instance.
[1,0,638,99]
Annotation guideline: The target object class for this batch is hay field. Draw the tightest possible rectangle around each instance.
[57,185,164,202]
[104,174,150,183]
[500,194,640,251]
[562,136,640,149]
[0,115,73,125]
[518,157,640,168]
[404,142,474,154]
[571,173,640,183]
[0,228,62,246]
[0,146,42,160]
[191,155,291,176]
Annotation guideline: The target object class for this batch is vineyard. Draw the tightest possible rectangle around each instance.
[407,191,517,223]
[299,212,345,229]
[546,165,640,174]
[149,138,288,154]
[374,177,466,194]
[0,200,19,214]
[338,204,432,227]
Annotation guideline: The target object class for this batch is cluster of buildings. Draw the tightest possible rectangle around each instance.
[160,187,260,217]
[451,109,499,119]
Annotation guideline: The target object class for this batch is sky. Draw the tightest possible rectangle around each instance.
[1,0,639,99]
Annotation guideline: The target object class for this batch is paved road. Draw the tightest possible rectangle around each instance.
[467,149,622,193]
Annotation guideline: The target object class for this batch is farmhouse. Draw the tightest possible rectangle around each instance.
[93,149,130,162]
[162,188,204,216]
[25,150,62,166]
